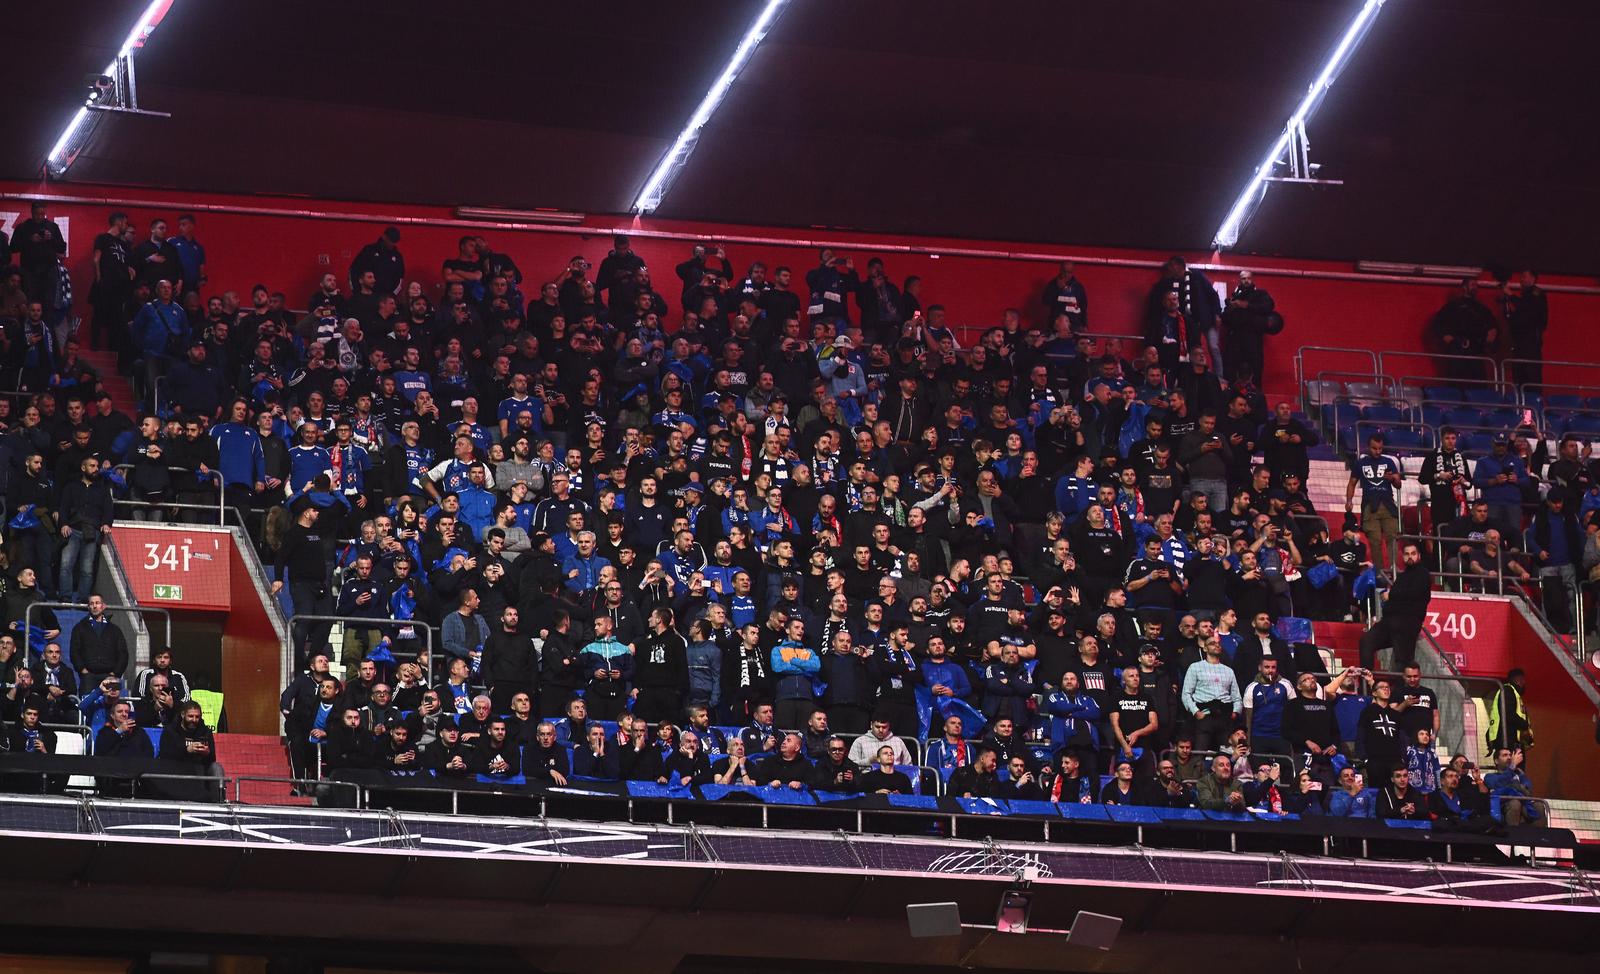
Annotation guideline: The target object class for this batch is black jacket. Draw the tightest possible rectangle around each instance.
[662,750,714,786]
[634,628,688,692]
[474,738,524,778]
[58,477,115,532]
[157,720,216,765]
[539,631,585,696]
[1386,563,1433,625]
[758,752,812,786]
[948,764,998,798]
[620,743,663,781]
[69,617,128,677]
[95,724,154,759]
[482,628,538,688]
[324,723,374,769]
[810,755,863,792]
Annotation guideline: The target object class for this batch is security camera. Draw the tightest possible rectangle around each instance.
[84,74,115,102]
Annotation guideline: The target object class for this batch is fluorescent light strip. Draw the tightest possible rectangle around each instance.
[45,0,174,176]
[1211,0,1387,250]
[632,0,790,213]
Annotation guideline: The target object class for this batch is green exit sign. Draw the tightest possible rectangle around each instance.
[152,584,184,601]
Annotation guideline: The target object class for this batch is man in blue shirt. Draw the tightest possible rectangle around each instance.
[132,279,187,406]
[287,422,333,494]
[210,397,266,517]
[170,214,207,296]
[1243,657,1295,759]
[392,346,432,403]
[561,530,610,594]
[1525,493,1582,633]
[1345,433,1402,571]
[1474,434,1531,533]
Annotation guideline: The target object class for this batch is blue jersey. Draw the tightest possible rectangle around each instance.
[393,369,431,403]
[432,459,476,496]
[1245,679,1292,739]
[497,395,542,431]
[329,443,371,495]
[652,408,698,431]
[287,444,332,491]
[729,593,757,628]
[209,421,264,489]
[400,445,435,493]
[1351,452,1401,513]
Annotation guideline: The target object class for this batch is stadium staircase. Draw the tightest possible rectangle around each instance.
[80,347,140,416]
[215,733,309,806]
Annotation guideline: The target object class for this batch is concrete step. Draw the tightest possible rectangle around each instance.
[214,732,311,806]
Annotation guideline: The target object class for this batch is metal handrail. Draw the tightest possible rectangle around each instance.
[1308,369,1394,406]
[232,775,361,806]
[1400,371,1518,397]
[40,722,93,754]
[132,770,225,801]
[1294,346,1378,396]
[1504,358,1600,388]
[21,601,172,670]
[113,463,225,525]
[284,614,437,685]
[1378,351,1503,390]
[1413,627,1513,761]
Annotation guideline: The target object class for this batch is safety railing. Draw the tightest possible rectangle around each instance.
[1505,358,1600,392]
[1308,369,1394,415]
[1404,528,1590,666]
[133,770,226,802]
[1376,645,1509,760]
[1397,530,1518,596]
[41,723,93,754]
[282,614,436,684]
[1165,748,1302,783]
[112,464,226,526]
[1294,346,1378,396]
[1377,351,1503,389]
[22,601,172,669]
[233,775,362,807]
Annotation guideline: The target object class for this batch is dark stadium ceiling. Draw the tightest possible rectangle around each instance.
[7,0,1599,274]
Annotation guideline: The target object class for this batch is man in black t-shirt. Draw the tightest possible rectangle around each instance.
[92,212,136,364]
[1395,663,1439,738]
[1108,666,1159,775]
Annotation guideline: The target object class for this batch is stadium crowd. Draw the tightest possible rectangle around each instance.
[0,205,1550,823]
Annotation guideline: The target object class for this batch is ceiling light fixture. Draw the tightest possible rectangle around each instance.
[45,0,174,177]
[454,206,587,226]
[1211,0,1387,250]
[1355,259,1482,279]
[631,0,790,214]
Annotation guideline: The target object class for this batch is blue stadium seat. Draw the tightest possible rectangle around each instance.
[1541,393,1585,410]
[1462,388,1515,406]
[1442,407,1484,429]
[1305,380,1344,406]
[1323,402,1359,431]
[1565,415,1600,438]
[1480,408,1521,430]
[1423,385,1461,403]
[1337,425,1357,454]
[1420,405,1445,428]
[1346,381,1387,402]
[1456,433,1487,457]
[1542,409,1571,432]
[1361,404,1404,423]
[1383,428,1427,451]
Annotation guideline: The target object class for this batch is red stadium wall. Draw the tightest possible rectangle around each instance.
[4,179,1599,403]
[221,537,282,736]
